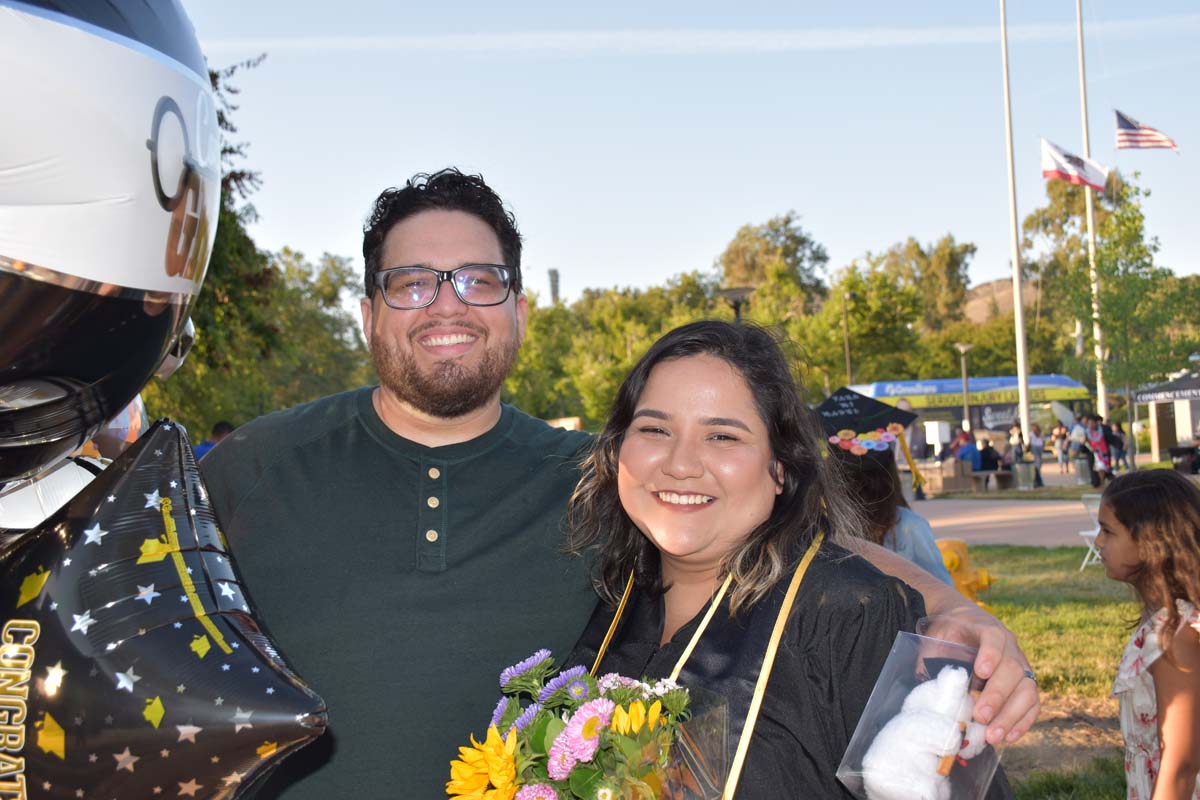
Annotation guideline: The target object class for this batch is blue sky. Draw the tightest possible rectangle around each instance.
[188,1,1200,304]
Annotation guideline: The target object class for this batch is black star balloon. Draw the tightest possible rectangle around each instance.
[0,420,327,798]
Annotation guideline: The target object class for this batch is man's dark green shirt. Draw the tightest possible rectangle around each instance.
[201,388,597,799]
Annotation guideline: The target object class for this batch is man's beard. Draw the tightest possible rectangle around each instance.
[371,328,520,419]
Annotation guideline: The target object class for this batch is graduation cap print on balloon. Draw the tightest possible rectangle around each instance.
[0,420,326,799]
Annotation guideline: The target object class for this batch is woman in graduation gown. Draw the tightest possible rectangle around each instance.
[566,321,1013,799]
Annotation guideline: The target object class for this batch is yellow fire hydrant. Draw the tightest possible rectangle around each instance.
[936,539,993,608]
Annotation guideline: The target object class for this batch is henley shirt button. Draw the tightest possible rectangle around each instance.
[428,467,441,479]
[427,496,440,509]
[425,529,439,543]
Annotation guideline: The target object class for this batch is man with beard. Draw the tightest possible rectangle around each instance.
[202,169,1039,799]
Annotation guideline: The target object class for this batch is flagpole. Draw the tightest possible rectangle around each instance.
[1076,0,1108,419]
[999,0,1033,445]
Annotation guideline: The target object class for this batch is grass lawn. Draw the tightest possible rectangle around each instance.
[1013,757,1127,800]
[972,545,1137,696]
[967,545,1139,799]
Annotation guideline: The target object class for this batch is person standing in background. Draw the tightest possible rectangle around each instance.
[1109,422,1130,473]
[1030,423,1045,488]
[194,420,234,459]
[1052,421,1070,474]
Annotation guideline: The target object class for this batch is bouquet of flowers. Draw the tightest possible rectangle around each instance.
[447,649,694,800]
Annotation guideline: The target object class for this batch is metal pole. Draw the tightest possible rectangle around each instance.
[960,352,972,432]
[1076,0,1107,419]
[999,0,1033,441]
[841,293,853,385]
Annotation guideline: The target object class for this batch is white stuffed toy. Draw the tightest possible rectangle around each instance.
[861,665,990,800]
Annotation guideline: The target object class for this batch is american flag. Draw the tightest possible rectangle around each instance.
[1115,110,1179,152]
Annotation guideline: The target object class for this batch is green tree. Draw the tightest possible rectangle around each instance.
[791,262,922,395]
[1020,174,1122,353]
[503,294,583,421]
[1090,180,1196,423]
[916,314,1060,381]
[716,212,828,300]
[876,235,976,332]
[561,273,718,426]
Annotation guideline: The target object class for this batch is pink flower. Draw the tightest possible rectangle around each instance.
[515,784,559,800]
[559,698,615,763]
[547,736,577,780]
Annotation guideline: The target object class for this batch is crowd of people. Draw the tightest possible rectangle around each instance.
[937,413,1134,490]
[1050,415,1133,484]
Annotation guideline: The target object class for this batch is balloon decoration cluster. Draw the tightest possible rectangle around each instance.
[0,1,221,482]
[0,421,326,798]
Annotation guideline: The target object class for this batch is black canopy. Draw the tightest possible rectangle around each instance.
[1134,373,1200,403]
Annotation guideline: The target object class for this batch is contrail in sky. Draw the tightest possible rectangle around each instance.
[203,15,1200,57]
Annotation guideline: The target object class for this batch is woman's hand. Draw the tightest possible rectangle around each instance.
[922,604,1040,745]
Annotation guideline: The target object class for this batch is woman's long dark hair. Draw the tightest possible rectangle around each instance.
[831,449,908,547]
[565,320,859,614]
[1102,469,1200,655]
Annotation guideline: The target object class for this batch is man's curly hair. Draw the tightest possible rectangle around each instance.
[361,168,523,297]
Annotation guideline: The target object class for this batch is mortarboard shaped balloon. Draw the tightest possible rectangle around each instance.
[816,387,918,458]
[0,420,326,799]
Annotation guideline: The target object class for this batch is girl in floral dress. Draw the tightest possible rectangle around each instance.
[1099,470,1200,800]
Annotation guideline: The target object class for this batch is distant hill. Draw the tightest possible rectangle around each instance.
[964,276,1040,323]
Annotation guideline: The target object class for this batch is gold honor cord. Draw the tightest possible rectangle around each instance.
[720,530,823,799]
[160,498,233,655]
[897,430,925,491]
[668,573,733,683]
[589,531,826,799]
[590,571,635,677]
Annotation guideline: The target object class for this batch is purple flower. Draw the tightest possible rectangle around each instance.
[513,702,542,732]
[499,649,552,689]
[490,696,511,729]
[515,785,559,800]
[538,665,588,703]
[566,679,590,701]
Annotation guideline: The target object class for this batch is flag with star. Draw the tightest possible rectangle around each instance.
[0,420,327,798]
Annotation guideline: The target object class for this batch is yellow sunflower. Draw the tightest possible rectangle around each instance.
[447,725,518,800]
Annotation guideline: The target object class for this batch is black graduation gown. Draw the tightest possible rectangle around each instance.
[570,541,1015,800]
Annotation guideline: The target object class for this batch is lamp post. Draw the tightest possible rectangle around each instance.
[955,343,974,432]
[841,291,857,385]
[715,286,754,323]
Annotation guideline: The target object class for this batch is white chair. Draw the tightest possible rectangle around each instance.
[1079,493,1102,571]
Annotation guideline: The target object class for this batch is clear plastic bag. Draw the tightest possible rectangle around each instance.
[837,631,1003,800]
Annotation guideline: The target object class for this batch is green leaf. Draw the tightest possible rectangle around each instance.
[538,717,565,755]
[568,764,603,799]
[527,715,551,755]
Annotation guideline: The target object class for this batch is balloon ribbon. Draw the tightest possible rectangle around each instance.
[161,497,231,655]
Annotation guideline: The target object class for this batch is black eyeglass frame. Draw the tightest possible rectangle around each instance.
[371,264,516,310]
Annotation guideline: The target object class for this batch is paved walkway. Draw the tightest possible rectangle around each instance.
[918,497,1092,547]
[916,459,1106,546]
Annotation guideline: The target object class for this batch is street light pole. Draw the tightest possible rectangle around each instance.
[956,342,974,432]
[715,286,754,324]
[841,291,855,385]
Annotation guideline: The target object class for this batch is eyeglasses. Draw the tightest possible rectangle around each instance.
[373,264,514,310]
